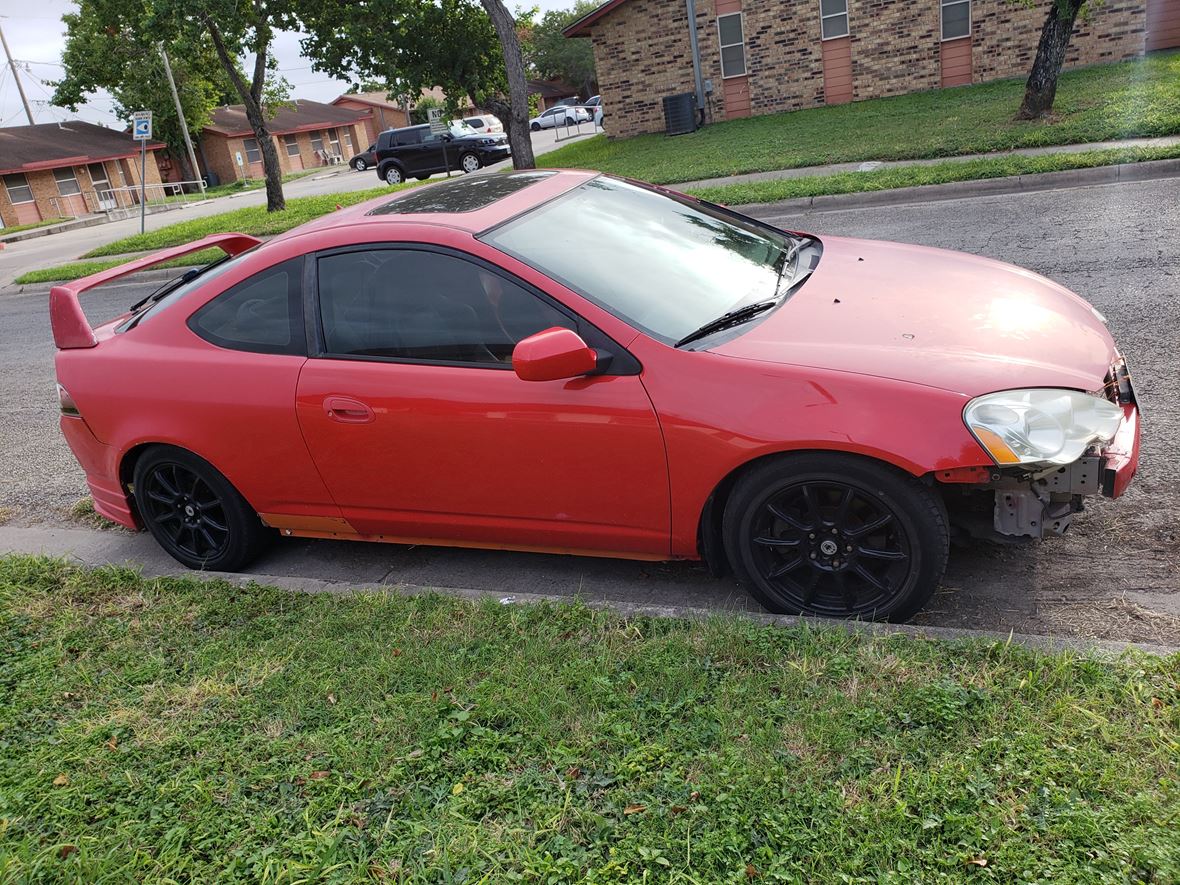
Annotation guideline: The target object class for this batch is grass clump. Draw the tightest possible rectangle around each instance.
[545,51,1180,184]
[0,217,72,236]
[0,556,1176,882]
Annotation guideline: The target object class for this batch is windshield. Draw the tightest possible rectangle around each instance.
[448,121,478,137]
[480,176,805,344]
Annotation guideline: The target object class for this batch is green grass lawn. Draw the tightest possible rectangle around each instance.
[1,557,1176,882]
[0,218,72,237]
[544,51,1180,184]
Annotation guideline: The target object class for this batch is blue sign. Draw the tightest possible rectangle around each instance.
[132,111,152,141]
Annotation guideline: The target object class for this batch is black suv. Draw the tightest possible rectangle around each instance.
[373,122,510,185]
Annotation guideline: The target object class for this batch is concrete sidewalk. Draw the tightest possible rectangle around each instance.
[678,135,1180,190]
[1,524,1174,658]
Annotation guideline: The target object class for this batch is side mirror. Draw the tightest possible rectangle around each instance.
[512,327,597,382]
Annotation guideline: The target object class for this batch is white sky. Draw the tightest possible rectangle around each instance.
[0,0,570,129]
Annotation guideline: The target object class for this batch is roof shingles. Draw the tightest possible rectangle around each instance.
[204,99,368,137]
[0,121,162,175]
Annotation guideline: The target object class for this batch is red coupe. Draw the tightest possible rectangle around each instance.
[51,171,1140,621]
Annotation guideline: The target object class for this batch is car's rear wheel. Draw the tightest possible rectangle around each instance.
[460,152,482,174]
[383,164,404,185]
[353,157,367,171]
[722,453,948,622]
[133,446,270,572]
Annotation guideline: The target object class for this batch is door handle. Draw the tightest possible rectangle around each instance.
[324,396,375,424]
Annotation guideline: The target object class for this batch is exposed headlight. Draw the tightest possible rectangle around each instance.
[480,138,496,145]
[964,388,1123,466]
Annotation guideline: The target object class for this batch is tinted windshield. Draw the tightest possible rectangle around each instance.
[480,176,801,343]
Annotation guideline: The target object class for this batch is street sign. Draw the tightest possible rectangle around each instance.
[428,107,447,135]
[132,110,152,141]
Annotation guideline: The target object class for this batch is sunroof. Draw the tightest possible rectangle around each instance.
[367,171,556,215]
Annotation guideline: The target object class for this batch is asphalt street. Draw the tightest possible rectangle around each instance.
[1,177,1177,643]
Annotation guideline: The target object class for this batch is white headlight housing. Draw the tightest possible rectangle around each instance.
[964,389,1123,467]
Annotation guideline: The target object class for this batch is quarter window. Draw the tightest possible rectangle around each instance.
[316,248,574,365]
[717,13,747,78]
[243,137,262,163]
[3,172,33,203]
[941,0,971,40]
[188,257,304,355]
[283,134,301,157]
[53,167,81,196]
[394,128,424,146]
[820,0,849,39]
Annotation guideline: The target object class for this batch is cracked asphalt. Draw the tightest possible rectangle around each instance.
[1,177,1177,643]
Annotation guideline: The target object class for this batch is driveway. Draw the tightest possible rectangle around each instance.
[2,178,1177,644]
[0,125,599,289]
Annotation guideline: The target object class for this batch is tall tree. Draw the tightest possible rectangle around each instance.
[1016,0,1093,119]
[524,0,599,96]
[298,0,536,169]
[478,0,536,168]
[52,0,236,182]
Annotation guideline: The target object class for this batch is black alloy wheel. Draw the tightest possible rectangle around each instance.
[723,454,947,622]
[133,446,270,571]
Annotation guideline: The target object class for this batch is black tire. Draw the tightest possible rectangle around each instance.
[383,164,405,185]
[565,116,575,126]
[133,446,270,572]
[353,157,367,172]
[722,453,948,622]
[531,122,541,132]
[459,152,482,174]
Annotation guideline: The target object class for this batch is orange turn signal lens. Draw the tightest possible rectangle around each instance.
[970,426,1020,465]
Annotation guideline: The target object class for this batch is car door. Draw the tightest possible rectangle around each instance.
[294,244,671,557]
[394,128,428,175]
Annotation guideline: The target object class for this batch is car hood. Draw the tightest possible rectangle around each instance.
[712,235,1117,397]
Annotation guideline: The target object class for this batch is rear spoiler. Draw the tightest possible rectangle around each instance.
[50,233,262,349]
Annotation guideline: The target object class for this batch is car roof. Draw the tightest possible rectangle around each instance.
[270,169,600,242]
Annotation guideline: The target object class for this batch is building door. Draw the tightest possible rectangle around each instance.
[717,9,751,118]
[1147,0,1180,50]
[87,163,117,211]
[820,0,853,104]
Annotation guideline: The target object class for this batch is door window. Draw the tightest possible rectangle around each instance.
[820,0,849,39]
[316,248,575,366]
[188,257,305,355]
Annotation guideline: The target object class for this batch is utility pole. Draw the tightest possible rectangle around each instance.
[0,19,35,125]
[158,44,205,196]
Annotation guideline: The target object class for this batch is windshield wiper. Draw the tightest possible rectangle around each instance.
[675,298,781,348]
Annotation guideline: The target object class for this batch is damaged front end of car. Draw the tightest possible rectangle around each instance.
[936,358,1141,542]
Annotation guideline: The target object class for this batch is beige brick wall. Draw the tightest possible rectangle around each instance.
[588,0,1152,139]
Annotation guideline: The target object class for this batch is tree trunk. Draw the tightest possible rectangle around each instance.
[479,0,537,169]
[1018,0,1085,120]
[204,16,286,211]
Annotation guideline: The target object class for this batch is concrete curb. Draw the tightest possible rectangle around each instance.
[0,216,109,245]
[1,525,1174,658]
[738,157,1180,218]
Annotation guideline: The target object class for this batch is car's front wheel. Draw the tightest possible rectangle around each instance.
[133,446,270,572]
[531,122,541,131]
[459,152,482,174]
[353,157,367,171]
[722,453,948,622]
[383,164,404,185]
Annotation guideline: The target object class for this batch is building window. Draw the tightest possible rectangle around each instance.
[243,137,262,163]
[941,0,970,40]
[820,0,849,39]
[717,13,746,78]
[283,134,301,157]
[53,167,82,196]
[327,128,341,153]
[310,130,325,152]
[343,130,353,151]
[3,172,33,203]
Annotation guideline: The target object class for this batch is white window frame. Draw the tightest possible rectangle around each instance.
[820,0,849,40]
[717,12,747,79]
[53,167,82,196]
[3,172,34,204]
[940,0,971,41]
[243,137,262,163]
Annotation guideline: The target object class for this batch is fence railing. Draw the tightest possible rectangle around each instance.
[92,180,210,220]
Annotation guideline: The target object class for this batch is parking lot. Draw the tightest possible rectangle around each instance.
[1,177,1177,643]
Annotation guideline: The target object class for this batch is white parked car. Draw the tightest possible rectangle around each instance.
[463,114,503,134]
[530,105,591,131]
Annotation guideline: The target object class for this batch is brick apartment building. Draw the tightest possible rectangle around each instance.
[198,100,369,185]
[0,121,164,228]
[565,0,1180,138]
[331,91,411,146]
